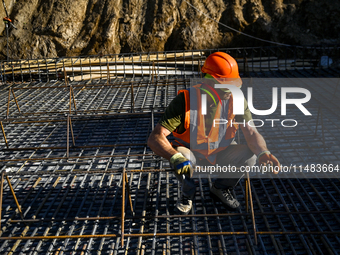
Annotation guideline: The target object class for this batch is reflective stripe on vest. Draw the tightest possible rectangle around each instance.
[173,85,238,164]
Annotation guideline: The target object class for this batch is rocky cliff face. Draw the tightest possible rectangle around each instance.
[0,0,339,59]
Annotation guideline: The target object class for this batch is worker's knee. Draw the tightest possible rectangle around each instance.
[245,153,256,167]
[217,144,256,167]
[238,145,256,167]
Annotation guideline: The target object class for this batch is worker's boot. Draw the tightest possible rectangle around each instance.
[210,184,240,210]
[176,194,193,215]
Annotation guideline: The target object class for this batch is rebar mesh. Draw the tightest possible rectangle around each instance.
[0,46,340,254]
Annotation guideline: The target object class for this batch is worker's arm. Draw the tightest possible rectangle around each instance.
[240,123,268,156]
[240,122,280,168]
[147,123,179,160]
[148,92,185,160]
[147,123,194,177]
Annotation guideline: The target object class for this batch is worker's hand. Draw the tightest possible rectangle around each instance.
[170,153,194,178]
[258,151,280,174]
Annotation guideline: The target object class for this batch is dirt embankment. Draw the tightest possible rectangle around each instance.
[0,0,339,59]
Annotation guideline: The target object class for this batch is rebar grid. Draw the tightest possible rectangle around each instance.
[0,47,340,254]
[1,174,340,254]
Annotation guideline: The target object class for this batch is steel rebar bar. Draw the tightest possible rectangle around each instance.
[5,175,24,220]
[0,121,9,148]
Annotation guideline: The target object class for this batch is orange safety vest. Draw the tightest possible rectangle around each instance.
[172,84,239,164]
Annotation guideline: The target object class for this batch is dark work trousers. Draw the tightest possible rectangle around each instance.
[173,143,256,199]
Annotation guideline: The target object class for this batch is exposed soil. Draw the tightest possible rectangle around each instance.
[0,0,339,59]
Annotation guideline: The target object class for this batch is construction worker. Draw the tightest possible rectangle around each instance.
[147,52,280,214]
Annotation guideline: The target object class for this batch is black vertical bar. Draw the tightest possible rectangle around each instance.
[55,58,58,81]
[45,57,48,82]
[123,54,126,79]
[259,47,262,72]
[71,57,75,81]
[132,54,135,80]
[320,107,325,146]
[130,82,135,113]
[314,106,321,137]
[1,61,4,84]
[28,58,32,82]
[99,56,102,81]
[302,46,305,69]
[107,59,110,84]
[285,46,288,70]
[67,115,69,158]
[37,59,41,82]
[151,110,154,131]
[89,57,92,81]
[6,88,11,118]
[20,62,23,83]
[121,168,126,247]
[80,57,83,81]
[0,171,4,230]
[183,49,186,79]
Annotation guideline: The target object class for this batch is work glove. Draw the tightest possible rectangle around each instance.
[258,151,280,174]
[170,153,194,178]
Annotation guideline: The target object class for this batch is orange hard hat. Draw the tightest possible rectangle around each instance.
[201,52,240,79]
